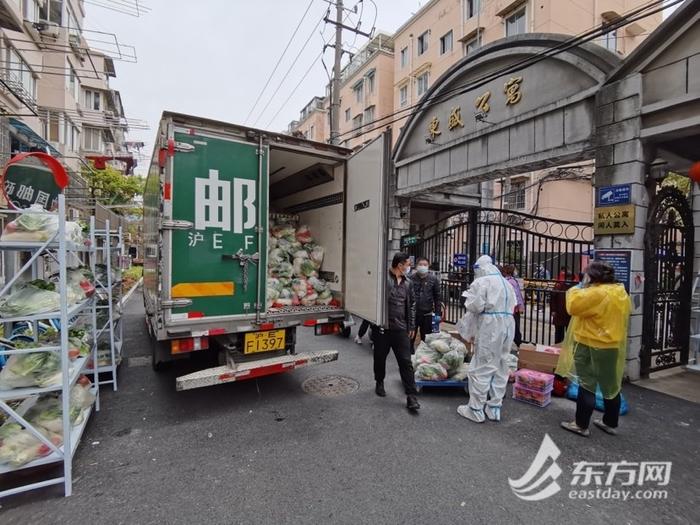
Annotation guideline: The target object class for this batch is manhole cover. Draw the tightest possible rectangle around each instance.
[302,375,359,397]
[128,357,150,368]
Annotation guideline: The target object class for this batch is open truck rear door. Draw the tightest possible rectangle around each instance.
[344,131,391,327]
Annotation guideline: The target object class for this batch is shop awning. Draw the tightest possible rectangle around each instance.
[9,118,61,157]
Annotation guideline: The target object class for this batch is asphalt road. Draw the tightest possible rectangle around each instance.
[2,293,699,524]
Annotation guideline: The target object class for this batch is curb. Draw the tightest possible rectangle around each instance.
[120,277,143,307]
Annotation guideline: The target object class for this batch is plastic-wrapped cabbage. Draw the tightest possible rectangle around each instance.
[0,283,60,318]
[415,363,448,381]
[271,261,293,278]
[71,380,96,411]
[1,206,58,242]
[278,288,294,299]
[269,237,278,249]
[451,363,470,381]
[0,350,62,390]
[269,248,287,265]
[295,225,313,244]
[428,338,451,354]
[0,426,51,467]
[271,223,295,239]
[267,277,282,291]
[449,338,468,355]
[293,250,309,259]
[301,293,318,306]
[307,276,325,292]
[273,298,293,307]
[309,245,325,268]
[291,278,308,298]
[425,332,453,345]
[439,350,465,373]
[299,259,317,278]
[414,342,440,365]
[317,292,333,305]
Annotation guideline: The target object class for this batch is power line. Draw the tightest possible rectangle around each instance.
[244,0,317,125]
[335,0,676,142]
[251,12,327,127]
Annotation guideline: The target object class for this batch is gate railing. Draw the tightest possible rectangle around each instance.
[403,207,594,346]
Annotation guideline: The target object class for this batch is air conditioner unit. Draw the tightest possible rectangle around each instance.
[38,20,60,39]
[69,34,80,46]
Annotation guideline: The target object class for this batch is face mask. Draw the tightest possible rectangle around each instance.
[403,265,411,275]
[417,265,429,274]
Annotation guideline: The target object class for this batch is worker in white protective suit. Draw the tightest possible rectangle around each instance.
[457,255,516,423]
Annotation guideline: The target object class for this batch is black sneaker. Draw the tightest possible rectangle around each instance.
[407,395,420,411]
[375,381,386,397]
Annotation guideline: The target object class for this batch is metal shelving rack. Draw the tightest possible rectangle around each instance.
[86,220,123,390]
[0,195,99,498]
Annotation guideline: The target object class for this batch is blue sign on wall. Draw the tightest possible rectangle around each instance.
[453,253,468,268]
[597,184,631,207]
[594,250,631,292]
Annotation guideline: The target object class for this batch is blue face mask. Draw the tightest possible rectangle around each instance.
[417,266,429,275]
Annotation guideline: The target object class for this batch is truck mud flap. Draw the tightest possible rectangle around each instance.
[175,350,339,391]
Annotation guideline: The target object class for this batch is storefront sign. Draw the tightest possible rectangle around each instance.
[594,204,635,235]
[453,253,468,268]
[401,234,420,247]
[428,116,441,140]
[594,250,631,292]
[1,152,68,210]
[597,184,631,207]
[504,76,523,105]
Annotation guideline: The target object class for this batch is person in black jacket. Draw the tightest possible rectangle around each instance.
[372,252,420,411]
[411,257,442,345]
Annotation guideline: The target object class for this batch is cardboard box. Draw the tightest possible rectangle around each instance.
[518,344,561,374]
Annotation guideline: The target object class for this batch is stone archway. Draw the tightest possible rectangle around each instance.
[392,33,621,197]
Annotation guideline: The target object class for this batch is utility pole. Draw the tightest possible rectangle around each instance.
[330,0,343,145]
[324,0,372,145]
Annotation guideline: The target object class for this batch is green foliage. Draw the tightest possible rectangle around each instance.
[123,266,143,280]
[82,164,145,207]
[661,172,691,196]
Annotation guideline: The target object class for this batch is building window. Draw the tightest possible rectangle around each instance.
[39,0,63,24]
[366,71,375,95]
[603,26,617,52]
[66,61,79,100]
[364,106,375,126]
[353,80,364,103]
[45,111,60,142]
[84,89,101,111]
[309,125,315,140]
[465,0,481,19]
[505,7,527,37]
[416,72,429,98]
[22,0,41,22]
[505,180,526,210]
[83,127,103,152]
[345,108,351,122]
[440,31,453,55]
[417,31,429,56]
[463,34,482,56]
[6,47,36,102]
[352,114,363,134]
[400,46,408,68]
[66,4,80,37]
[399,85,408,107]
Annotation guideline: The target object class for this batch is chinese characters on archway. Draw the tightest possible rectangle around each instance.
[427,76,524,139]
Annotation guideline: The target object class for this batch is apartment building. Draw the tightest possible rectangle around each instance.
[0,0,134,207]
[287,32,395,149]
[288,95,327,142]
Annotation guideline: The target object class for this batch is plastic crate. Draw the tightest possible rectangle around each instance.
[514,369,555,392]
[512,383,552,407]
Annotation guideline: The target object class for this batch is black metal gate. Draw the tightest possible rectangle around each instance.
[642,187,694,376]
[402,208,594,346]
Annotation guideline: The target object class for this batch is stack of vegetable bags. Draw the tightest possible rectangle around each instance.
[266,219,337,309]
[0,341,85,391]
[0,270,95,319]
[0,378,95,467]
[0,205,84,244]
[413,332,470,382]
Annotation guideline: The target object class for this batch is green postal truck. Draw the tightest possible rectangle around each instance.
[144,112,392,390]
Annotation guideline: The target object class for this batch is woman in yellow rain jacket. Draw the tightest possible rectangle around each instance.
[557,260,631,438]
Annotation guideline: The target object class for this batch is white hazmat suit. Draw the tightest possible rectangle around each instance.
[457,255,516,423]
